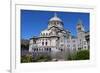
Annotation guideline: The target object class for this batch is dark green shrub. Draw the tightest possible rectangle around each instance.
[33,55,52,62]
[21,55,33,63]
[74,50,90,60]
[68,49,90,60]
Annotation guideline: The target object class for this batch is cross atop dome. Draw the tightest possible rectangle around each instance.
[77,18,83,25]
[49,12,62,22]
[54,12,57,17]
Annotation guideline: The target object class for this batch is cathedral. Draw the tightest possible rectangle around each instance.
[29,13,89,60]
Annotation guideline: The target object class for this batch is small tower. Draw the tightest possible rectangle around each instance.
[76,19,86,50]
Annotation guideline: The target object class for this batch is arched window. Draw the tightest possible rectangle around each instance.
[54,22,56,25]
[49,48,51,52]
[34,48,36,52]
[49,33,50,35]
[43,33,45,36]
[46,48,48,51]
[46,33,48,36]
[51,32,53,35]
[42,42,44,45]
[41,33,42,36]
[53,21,55,24]
[57,21,59,25]
[45,41,48,46]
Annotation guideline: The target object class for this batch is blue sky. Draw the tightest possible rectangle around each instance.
[21,10,90,39]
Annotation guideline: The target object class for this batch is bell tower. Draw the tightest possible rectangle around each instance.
[76,18,87,50]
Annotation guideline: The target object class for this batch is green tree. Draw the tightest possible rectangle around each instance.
[68,49,90,60]
[21,55,33,63]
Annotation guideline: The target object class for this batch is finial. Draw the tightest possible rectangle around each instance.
[54,12,57,17]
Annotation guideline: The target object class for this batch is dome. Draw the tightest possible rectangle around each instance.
[49,13,62,22]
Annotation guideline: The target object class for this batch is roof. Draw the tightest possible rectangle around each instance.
[39,35,59,38]
[41,29,51,34]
